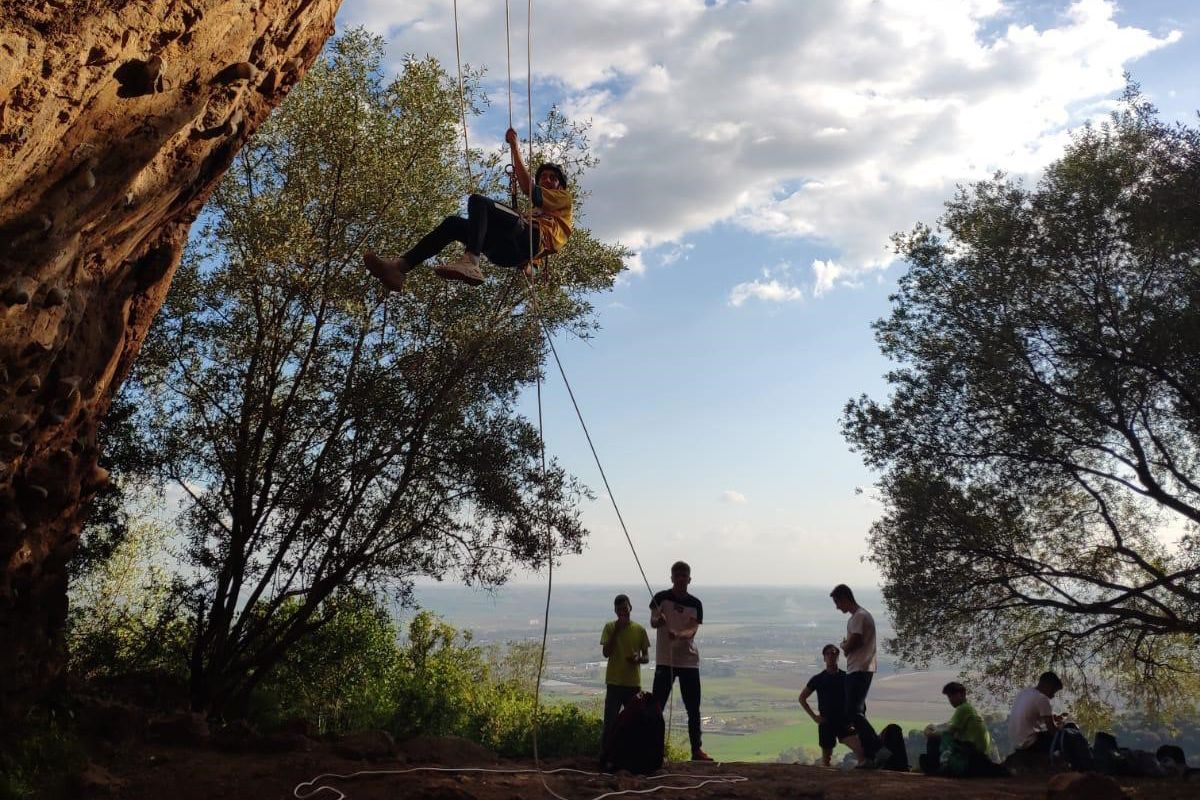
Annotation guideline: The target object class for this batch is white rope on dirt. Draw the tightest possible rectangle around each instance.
[293,765,750,800]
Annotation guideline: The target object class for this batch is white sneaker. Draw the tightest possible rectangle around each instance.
[435,252,484,286]
[363,251,407,292]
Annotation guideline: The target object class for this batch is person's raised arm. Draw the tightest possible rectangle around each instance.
[506,128,531,196]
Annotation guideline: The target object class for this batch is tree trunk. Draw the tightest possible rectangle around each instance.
[0,0,341,720]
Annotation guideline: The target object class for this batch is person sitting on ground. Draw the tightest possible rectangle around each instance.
[363,127,573,291]
[923,682,1008,777]
[875,723,911,771]
[1007,671,1062,756]
[799,644,865,766]
[599,593,650,770]
[1006,671,1093,771]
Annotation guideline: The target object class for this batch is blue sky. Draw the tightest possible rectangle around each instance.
[337,0,1200,588]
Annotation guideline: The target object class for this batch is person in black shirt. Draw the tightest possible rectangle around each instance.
[799,644,864,766]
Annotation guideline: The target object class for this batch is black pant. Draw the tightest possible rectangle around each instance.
[601,684,640,758]
[403,194,540,269]
[845,671,880,757]
[652,665,702,753]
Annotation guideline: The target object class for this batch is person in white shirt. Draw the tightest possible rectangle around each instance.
[1007,671,1063,753]
[831,583,881,759]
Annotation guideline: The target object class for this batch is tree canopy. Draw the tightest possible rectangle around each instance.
[124,29,626,714]
[843,90,1200,716]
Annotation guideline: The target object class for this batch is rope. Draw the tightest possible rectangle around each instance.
[519,4,562,798]
[525,305,654,598]
[451,0,474,189]
[505,0,513,131]
[492,0,681,780]
[293,766,750,800]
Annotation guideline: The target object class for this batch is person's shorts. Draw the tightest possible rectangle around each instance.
[818,719,852,749]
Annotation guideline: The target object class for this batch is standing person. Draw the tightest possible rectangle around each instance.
[798,644,864,766]
[363,127,573,290]
[650,561,712,762]
[599,594,650,769]
[830,583,881,758]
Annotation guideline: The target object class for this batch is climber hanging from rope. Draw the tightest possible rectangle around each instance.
[362,128,572,291]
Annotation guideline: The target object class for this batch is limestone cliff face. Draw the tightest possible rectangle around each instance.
[0,0,341,714]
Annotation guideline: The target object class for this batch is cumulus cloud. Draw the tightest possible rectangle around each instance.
[729,278,804,307]
[721,490,748,505]
[341,0,1181,289]
[729,260,805,306]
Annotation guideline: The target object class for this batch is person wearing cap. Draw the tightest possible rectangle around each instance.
[363,127,573,291]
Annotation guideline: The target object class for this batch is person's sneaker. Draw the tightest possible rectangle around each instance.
[434,252,484,286]
[363,251,407,292]
[691,749,714,762]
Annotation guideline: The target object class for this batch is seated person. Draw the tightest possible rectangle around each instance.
[1006,671,1092,771]
[799,644,864,766]
[923,682,1007,777]
[1007,671,1061,755]
[875,723,911,771]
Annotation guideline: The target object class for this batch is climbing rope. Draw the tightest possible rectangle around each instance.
[451,0,687,783]
[451,0,474,189]
[293,766,750,800]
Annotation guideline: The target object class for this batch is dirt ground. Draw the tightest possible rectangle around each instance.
[80,736,1200,800]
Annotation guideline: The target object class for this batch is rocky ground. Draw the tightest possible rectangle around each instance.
[63,725,1199,800]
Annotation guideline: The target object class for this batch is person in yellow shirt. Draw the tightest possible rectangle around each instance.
[599,593,650,769]
[363,128,573,291]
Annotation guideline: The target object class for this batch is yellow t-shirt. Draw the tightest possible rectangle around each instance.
[601,620,649,687]
[531,186,573,255]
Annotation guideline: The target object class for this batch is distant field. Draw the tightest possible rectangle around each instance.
[703,718,927,763]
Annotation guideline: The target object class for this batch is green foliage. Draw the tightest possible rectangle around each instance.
[122,27,623,715]
[843,87,1200,717]
[0,711,85,800]
[248,604,604,758]
[67,497,190,681]
[250,592,400,732]
[775,745,824,765]
[386,611,602,757]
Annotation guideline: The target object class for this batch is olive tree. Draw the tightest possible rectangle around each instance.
[844,90,1200,715]
[129,30,626,714]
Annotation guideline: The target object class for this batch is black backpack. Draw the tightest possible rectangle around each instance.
[606,692,665,775]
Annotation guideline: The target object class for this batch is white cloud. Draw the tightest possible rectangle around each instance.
[622,252,646,277]
[341,0,1181,290]
[729,260,805,306]
[657,243,694,267]
[812,259,860,298]
[721,490,747,505]
[728,278,804,307]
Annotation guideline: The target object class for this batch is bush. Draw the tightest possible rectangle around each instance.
[250,604,607,758]
[249,592,401,733]
[67,504,190,683]
[0,709,85,800]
